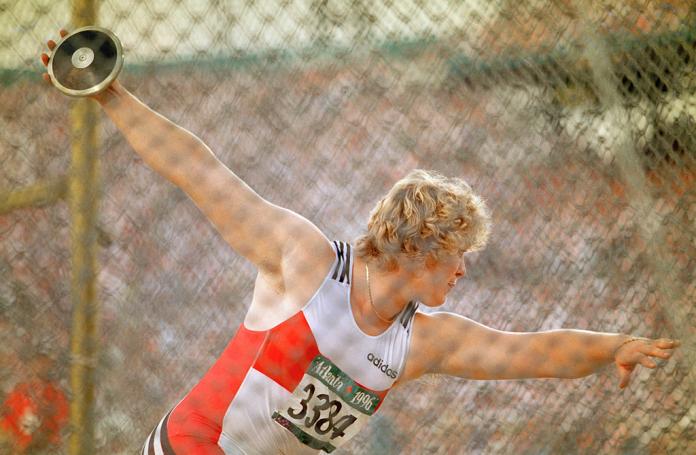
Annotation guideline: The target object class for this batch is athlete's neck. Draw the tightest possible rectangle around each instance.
[350,256,411,336]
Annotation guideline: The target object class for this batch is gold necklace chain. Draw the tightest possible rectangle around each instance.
[365,263,397,324]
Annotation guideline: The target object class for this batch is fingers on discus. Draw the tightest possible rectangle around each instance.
[40,52,50,83]
[42,30,68,82]
[47,28,69,51]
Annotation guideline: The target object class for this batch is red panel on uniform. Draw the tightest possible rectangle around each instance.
[167,324,267,449]
[254,312,320,392]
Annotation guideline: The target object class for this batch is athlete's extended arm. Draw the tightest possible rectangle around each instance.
[41,31,333,280]
[95,82,334,273]
[404,312,680,388]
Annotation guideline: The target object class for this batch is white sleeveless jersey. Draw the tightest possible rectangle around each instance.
[157,241,418,454]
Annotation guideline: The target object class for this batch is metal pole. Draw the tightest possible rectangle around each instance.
[68,0,100,453]
[0,177,67,214]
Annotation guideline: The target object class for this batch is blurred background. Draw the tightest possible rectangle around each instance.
[1,0,694,453]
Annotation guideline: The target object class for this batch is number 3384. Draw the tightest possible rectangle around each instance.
[287,383,357,440]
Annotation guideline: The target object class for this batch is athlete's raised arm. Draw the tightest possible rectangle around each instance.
[403,312,680,388]
[41,30,334,283]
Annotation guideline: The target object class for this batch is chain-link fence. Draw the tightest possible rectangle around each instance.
[1,0,695,453]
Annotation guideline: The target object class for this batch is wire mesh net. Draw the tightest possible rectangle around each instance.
[1,0,695,453]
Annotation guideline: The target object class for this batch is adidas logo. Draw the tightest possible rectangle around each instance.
[367,353,398,379]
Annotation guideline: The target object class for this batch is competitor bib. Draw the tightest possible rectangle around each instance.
[272,354,383,453]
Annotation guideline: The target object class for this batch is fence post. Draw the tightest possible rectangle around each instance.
[68,0,100,453]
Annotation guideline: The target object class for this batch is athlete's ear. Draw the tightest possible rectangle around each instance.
[424,253,438,270]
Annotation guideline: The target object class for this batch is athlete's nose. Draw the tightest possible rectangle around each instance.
[455,259,466,278]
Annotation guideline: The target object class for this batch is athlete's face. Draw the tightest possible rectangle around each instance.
[416,252,466,307]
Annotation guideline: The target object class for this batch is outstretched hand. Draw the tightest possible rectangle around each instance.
[614,337,680,389]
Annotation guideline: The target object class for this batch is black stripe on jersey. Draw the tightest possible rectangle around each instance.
[160,411,176,455]
[332,241,344,281]
[331,241,351,284]
[143,411,175,455]
[400,301,419,329]
[340,244,352,284]
[146,425,156,455]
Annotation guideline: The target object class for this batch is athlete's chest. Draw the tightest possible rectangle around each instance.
[240,306,404,453]
[221,279,415,453]
[302,288,411,391]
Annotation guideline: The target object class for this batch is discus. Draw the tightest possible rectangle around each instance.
[47,26,123,97]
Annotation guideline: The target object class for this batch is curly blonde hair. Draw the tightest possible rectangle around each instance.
[355,169,491,269]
